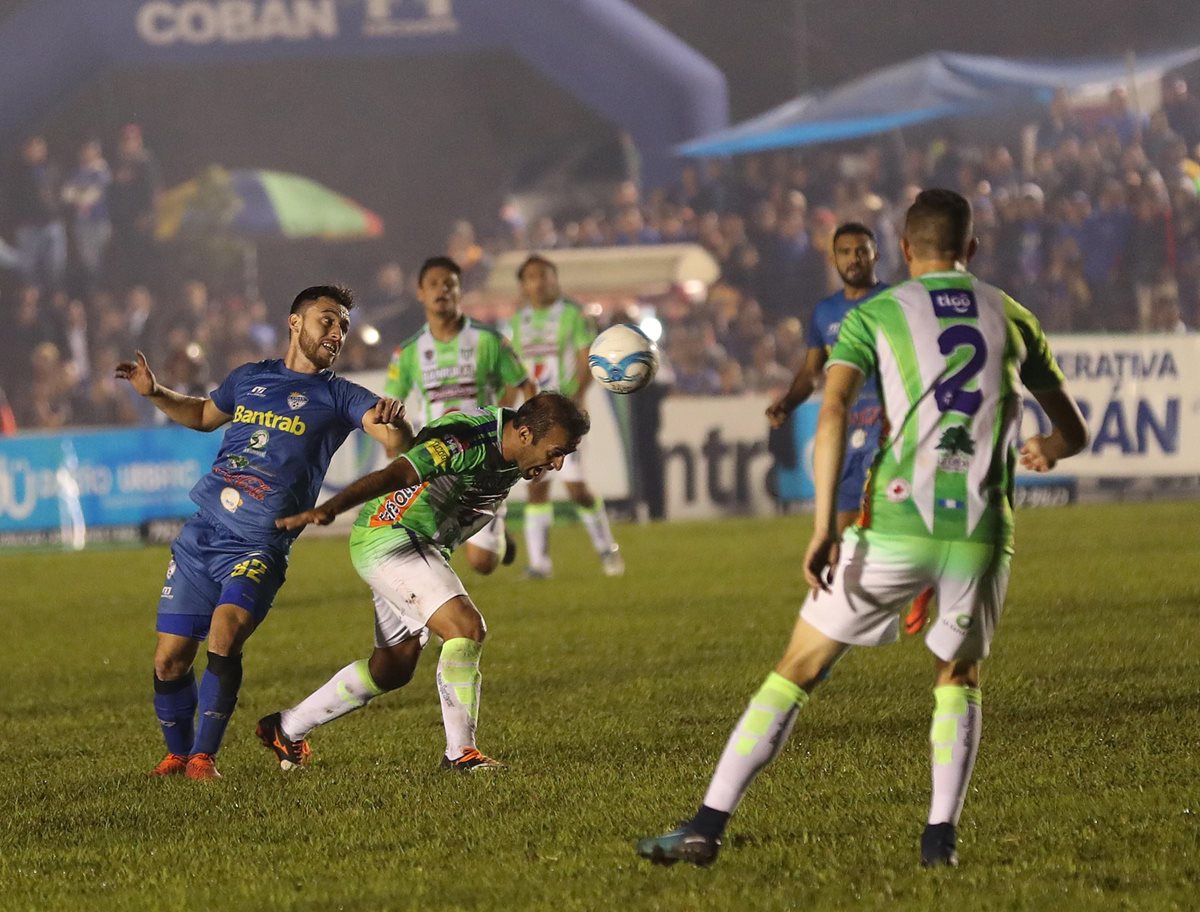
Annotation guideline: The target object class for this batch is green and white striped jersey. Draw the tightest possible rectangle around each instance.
[828,270,1064,546]
[349,407,521,564]
[385,318,528,427]
[509,299,594,397]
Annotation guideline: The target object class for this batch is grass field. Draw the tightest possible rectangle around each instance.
[2,503,1198,911]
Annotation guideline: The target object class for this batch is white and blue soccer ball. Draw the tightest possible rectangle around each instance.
[588,323,659,394]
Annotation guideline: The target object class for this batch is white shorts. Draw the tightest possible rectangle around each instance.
[464,503,507,554]
[357,546,467,648]
[799,529,1011,662]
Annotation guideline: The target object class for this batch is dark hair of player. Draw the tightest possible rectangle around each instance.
[514,391,590,443]
[418,256,462,285]
[516,253,557,281]
[289,285,355,316]
[832,221,877,246]
[904,189,974,260]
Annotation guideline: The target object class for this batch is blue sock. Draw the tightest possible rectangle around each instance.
[192,652,242,756]
[153,671,196,756]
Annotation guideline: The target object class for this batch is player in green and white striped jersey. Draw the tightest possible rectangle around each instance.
[385,256,537,575]
[638,189,1088,869]
[511,254,624,578]
[261,393,589,772]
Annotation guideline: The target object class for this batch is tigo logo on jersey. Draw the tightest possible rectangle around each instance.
[886,479,911,503]
[287,392,308,410]
[930,289,978,319]
[233,405,307,435]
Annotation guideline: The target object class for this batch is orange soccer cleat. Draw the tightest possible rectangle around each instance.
[185,753,223,781]
[147,753,188,778]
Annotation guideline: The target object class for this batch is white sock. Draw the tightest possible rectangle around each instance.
[702,672,808,813]
[280,659,383,740]
[928,685,982,825]
[576,500,616,554]
[524,503,553,572]
[437,638,482,759]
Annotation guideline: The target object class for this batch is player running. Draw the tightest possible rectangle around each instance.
[385,256,536,574]
[256,392,590,772]
[510,254,623,578]
[637,189,1088,868]
[767,222,933,635]
[119,285,411,781]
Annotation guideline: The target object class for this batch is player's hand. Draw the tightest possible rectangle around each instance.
[114,350,158,397]
[803,532,841,595]
[373,397,406,428]
[766,397,792,429]
[1019,435,1056,473]
[275,507,335,531]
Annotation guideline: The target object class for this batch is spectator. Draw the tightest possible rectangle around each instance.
[17,342,75,430]
[1162,78,1200,153]
[60,139,112,291]
[107,123,162,292]
[7,136,66,293]
[365,261,422,342]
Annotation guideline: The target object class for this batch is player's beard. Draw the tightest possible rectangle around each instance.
[299,326,337,368]
[837,264,875,290]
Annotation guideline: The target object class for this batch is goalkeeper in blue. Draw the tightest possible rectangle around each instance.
[117,285,411,781]
[637,189,1088,868]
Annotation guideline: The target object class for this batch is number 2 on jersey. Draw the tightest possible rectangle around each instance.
[935,324,986,416]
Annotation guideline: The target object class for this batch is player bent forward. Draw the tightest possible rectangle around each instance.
[637,189,1089,868]
[257,392,589,772]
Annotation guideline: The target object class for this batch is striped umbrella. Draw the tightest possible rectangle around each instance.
[156,166,383,242]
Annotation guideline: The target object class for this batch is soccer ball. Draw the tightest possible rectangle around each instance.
[588,324,659,394]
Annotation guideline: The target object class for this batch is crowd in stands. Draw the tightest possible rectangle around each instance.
[3,78,1199,430]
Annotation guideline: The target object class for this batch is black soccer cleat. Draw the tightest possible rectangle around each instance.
[920,822,959,868]
[502,531,518,566]
[256,712,311,771]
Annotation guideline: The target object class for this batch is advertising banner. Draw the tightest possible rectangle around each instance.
[0,426,221,547]
[1020,334,1200,478]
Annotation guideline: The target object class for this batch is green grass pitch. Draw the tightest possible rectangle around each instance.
[1,502,1197,911]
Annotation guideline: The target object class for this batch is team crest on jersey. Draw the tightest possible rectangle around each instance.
[249,386,268,397]
[936,426,975,473]
[166,559,176,579]
[886,479,911,503]
[220,487,243,513]
[287,392,308,410]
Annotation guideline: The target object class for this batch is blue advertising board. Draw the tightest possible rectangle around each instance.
[0,426,221,546]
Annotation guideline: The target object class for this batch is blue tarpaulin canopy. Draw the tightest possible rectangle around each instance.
[677,46,1200,157]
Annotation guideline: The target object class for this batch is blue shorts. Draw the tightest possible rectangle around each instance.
[156,512,289,641]
[838,448,875,514]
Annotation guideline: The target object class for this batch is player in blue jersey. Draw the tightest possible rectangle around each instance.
[767,221,888,523]
[116,285,412,781]
[767,223,934,633]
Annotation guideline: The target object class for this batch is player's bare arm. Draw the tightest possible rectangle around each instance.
[114,350,230,431]
[572,345,592,405]
[500,376,539,408]
[276,454,421,530]
[1020,386,1088,472]
[803,363,863,592]
[767,346,828,428]
[362,397,414,455]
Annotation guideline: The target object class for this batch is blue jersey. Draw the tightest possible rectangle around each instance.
[190,359,379,545]
[808,283,888,452]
